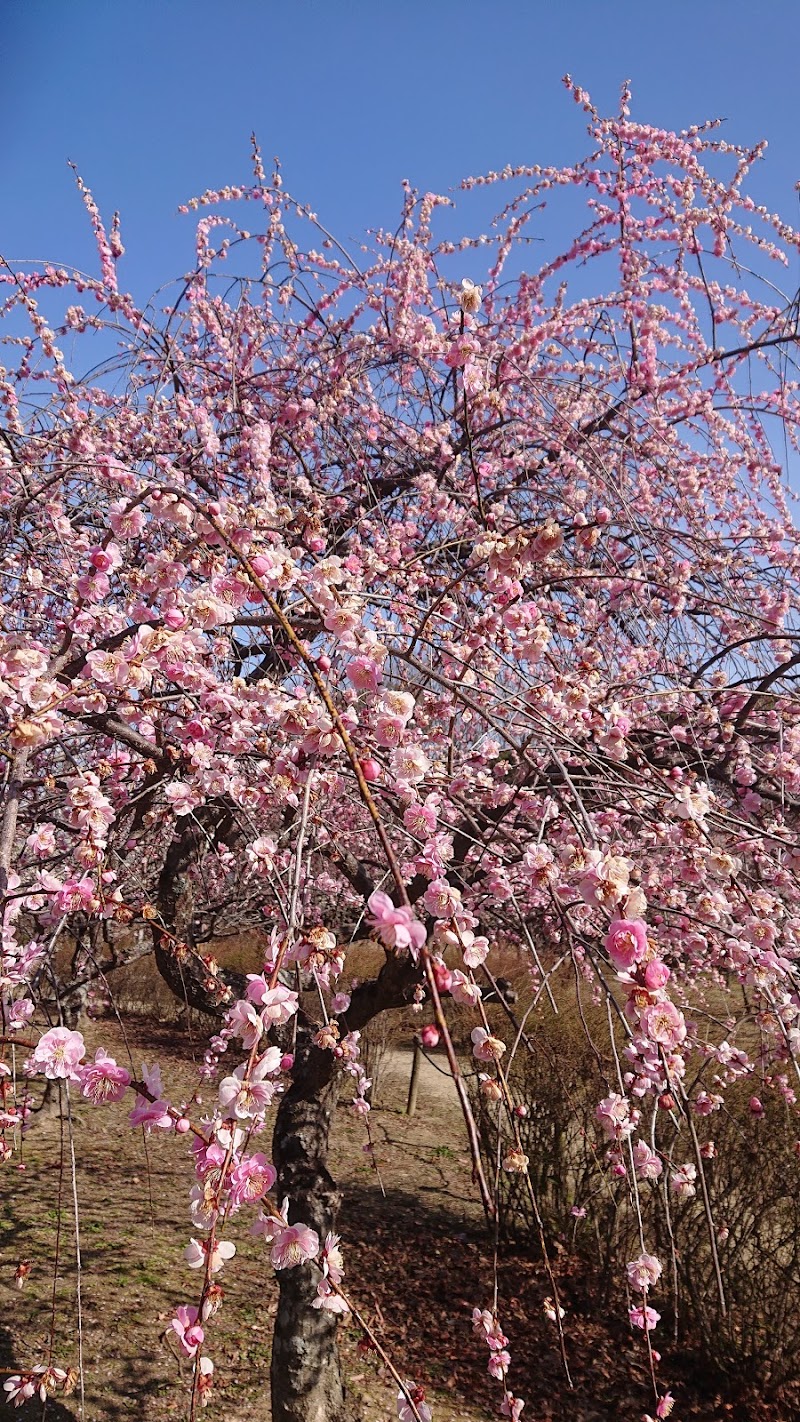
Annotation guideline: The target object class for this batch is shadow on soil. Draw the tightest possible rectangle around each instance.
[0,1326,77,1420]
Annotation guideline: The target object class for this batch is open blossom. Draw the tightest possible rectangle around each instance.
[227,998,265,1048]
[30,1027,85,1081]
[639,999,687,1048]
[458,278,483,313]
[629,1304,661,1331]
[219,1047,281,1118]
[605,918,648,972]
[367,890,426,954]
[313,1276,350,1313]
[503,1148,529,1174]
[245,978,299,1025]
[626,1252,663,1292]
[194,1354,214,1407]
[78,1047,131,1104]
[500,1394,525,1421]
[389,744,430,785]
[596,1092,637,1141]
[471,1027,506,1062]
[5,998,34,1030]
[254,1210,320,1269]
[185,1237,236,1274]
[170,1305,205,1357]
[671,1162,697,1199]
[129,1062,173,1130]
[450,970,481,1006]
[632,1140,663,1180]
[229,1153,276,1206]
[3,1366,73,1406]
[488,1350,511,1379]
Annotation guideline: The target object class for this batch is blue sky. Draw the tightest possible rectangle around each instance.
[3,1,800,302]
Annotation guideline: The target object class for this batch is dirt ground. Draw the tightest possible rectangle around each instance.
[1,1018,797,1422]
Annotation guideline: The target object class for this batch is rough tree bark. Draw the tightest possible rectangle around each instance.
[268,953,424,1422]
[270,1032,355,1422]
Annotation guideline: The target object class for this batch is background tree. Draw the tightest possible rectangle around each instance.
[3,80,800,1422]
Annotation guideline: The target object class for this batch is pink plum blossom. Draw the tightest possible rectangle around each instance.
[605,918,648,972]
[471,1027,506,1062]
[626,1252,663,1292]
[255,1212,320,1270]
[245,978,299,1024]
[229,1153,276,1206]
[78,1048,131,1104]
[629,1304,661,1331]
[639,999,687,1048]
[185,1237,236,1274]
[366,891,426,955]
[30,1027,85,1081]
[170,1305,204,1358]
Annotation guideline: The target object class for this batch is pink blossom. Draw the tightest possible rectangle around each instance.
[312,1277,350,1313]
[170,1305,205,1358]
[488,1350,511,1379]
[450,970,481,1006]
[671,1162,697,1199]
[632,1140,663,1181]
[78,1047,131,1104]
[419,1024,440,1049]
[596,1092,637,1141]
[257,1215,320,1270]
[639,999,687,1048]
[219,1048,281,1118]
[245,978,299,1025]
[500,1393,525,1421]
[229,1153,276,1206]
[129,1061,173,1130]
[397,1386,432,1422]
[30,1027,85,1081]
[320,1231,345,1286]
[227,997,265,1049]
[5,998,34,1031]
[366,891,426,955]
[185,1237,236,1274]
[626,1252,663,1292]
[605,919,648,972]
[471,1027,506,1062]
[642,959,670,992]
[629,1304,661,1331]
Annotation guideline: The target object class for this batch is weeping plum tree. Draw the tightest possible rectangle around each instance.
[4,79,800,1421]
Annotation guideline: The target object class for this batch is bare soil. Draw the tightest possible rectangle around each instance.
[1,1019,797,1421]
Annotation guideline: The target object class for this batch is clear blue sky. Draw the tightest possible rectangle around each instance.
[3,0,800,302]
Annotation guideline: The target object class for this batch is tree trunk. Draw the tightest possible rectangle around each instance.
[270,1033,358,1422]
[268,1035,356,1422]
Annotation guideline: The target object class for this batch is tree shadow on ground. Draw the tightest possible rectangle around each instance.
[337,1182,626,1422]
[0,1326,77,1421]
[336,1182,797,1422]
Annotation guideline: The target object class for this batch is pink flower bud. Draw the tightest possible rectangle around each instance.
[359,758,381,783]
[420,1025,440,1049]
[176,1117,191,1133]
[280,1054,294,1072]
[658,1093,675,1111]
[431,959,453,993]
[316,654,332,673]
[749,1096,764,1116]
